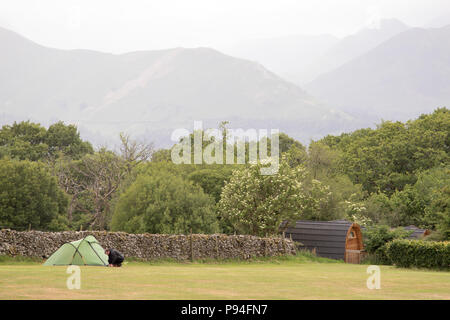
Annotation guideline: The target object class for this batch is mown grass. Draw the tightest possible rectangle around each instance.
[123,250,340,265]
[0,251,337,266]
[0,252,448,300]
[0,255,44,264]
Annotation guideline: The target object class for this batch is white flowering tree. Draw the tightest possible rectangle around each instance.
[218,160,326,236]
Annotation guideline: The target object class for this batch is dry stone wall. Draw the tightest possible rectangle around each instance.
[0,229,296,260]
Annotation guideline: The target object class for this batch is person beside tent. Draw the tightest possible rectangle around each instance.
[43,235,125,267]
[105,248,124,267]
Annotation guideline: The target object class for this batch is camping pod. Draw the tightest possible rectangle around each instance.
[43,235,109,266]
[284,220,364,264]
[404,225,431,239]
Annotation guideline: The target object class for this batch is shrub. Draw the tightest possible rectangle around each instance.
[363,225,412,265]
[111,170,219,234]
[386,239,450,269]
[0,159,68,231]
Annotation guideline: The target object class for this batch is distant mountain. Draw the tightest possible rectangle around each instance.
[0,27,357,147]
[228,19,410,86]
[298,19,410,84]
[425,13,450,28]
[222,34,339,85]
[305,25,450,122]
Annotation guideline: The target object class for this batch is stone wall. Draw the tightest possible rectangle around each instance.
[0,229,296,260]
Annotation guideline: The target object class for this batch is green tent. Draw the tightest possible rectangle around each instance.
[43,235,109,266]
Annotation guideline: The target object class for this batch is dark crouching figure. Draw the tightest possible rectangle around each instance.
[105,248,124,267]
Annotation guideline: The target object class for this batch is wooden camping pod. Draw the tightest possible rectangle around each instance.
[284,220,364,264]
[403,225,431,239]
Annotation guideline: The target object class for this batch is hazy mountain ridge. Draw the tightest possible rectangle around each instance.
[223,19,410,85]
[305,25,450,121]
[304,19,410,81]
[0,27,357,147]
[223,34,339,85]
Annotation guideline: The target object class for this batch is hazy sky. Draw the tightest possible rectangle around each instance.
[1,0,450,53]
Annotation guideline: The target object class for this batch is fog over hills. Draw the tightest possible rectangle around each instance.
[0,27,356,147]
[299,19,410,84]
[224,19,410,85]
[3,18,447,148]
[425,13,450,28]
[223,34,339,86]
[305,25,450,121]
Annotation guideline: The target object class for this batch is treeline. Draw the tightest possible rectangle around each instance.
[319,108,449,239]
[0,108,448,241]
[0,122,152,231]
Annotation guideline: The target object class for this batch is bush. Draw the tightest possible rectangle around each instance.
[111,170,219,234]
[0,159,68,231]
[363,225,412,265]
[386,239,450,269]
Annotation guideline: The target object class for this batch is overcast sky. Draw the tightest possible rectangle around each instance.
[1,0,450,53]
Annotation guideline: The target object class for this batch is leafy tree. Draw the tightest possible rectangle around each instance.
[0,121,48,161]
[426,185,450,240]
[300,179,334,221]
[307,142,340,179]
[187,168,233,203]
[276,132,305,153]
[419,166,450,239]
[285,144,308,168]
[45,122,93,159]
[0,121,93,161]
[111,170,218,234]
[151,149,172,162]
[0,159,68,230]
[320,108,450,194]
[363,166,450,229]
[315,174,367,224]
[218,159,328,236]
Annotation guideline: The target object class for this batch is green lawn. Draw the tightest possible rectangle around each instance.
[0,256,449,299]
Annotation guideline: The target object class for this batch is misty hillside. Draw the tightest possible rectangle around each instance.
[425,13,450,28]
[297,19,410,84]
[223,34,339,85]
[226,19,410,86]
[305,25,450,121]
[0,27,171,122]
[0,27,357,147]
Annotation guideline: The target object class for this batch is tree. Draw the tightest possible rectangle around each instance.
[187,167,233,203]
[151,149,171,162]
[319,108,450,194]
[111,170,219,234]
[276,132,305,153]
[0,121,93,161]
[285,144,307,168]
[119,132,154,171]
[218,160,317,236]
[362,165,450,229]
[307,142,339,179]
[426,185,450,240]
[56,149,128,230]
[45,121,93,159]
[0,121,48,161]
[0,159,68,230]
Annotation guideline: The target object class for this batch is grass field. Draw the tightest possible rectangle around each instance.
[0,255,449,300]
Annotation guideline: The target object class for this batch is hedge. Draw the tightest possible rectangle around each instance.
[386,239,450,269]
